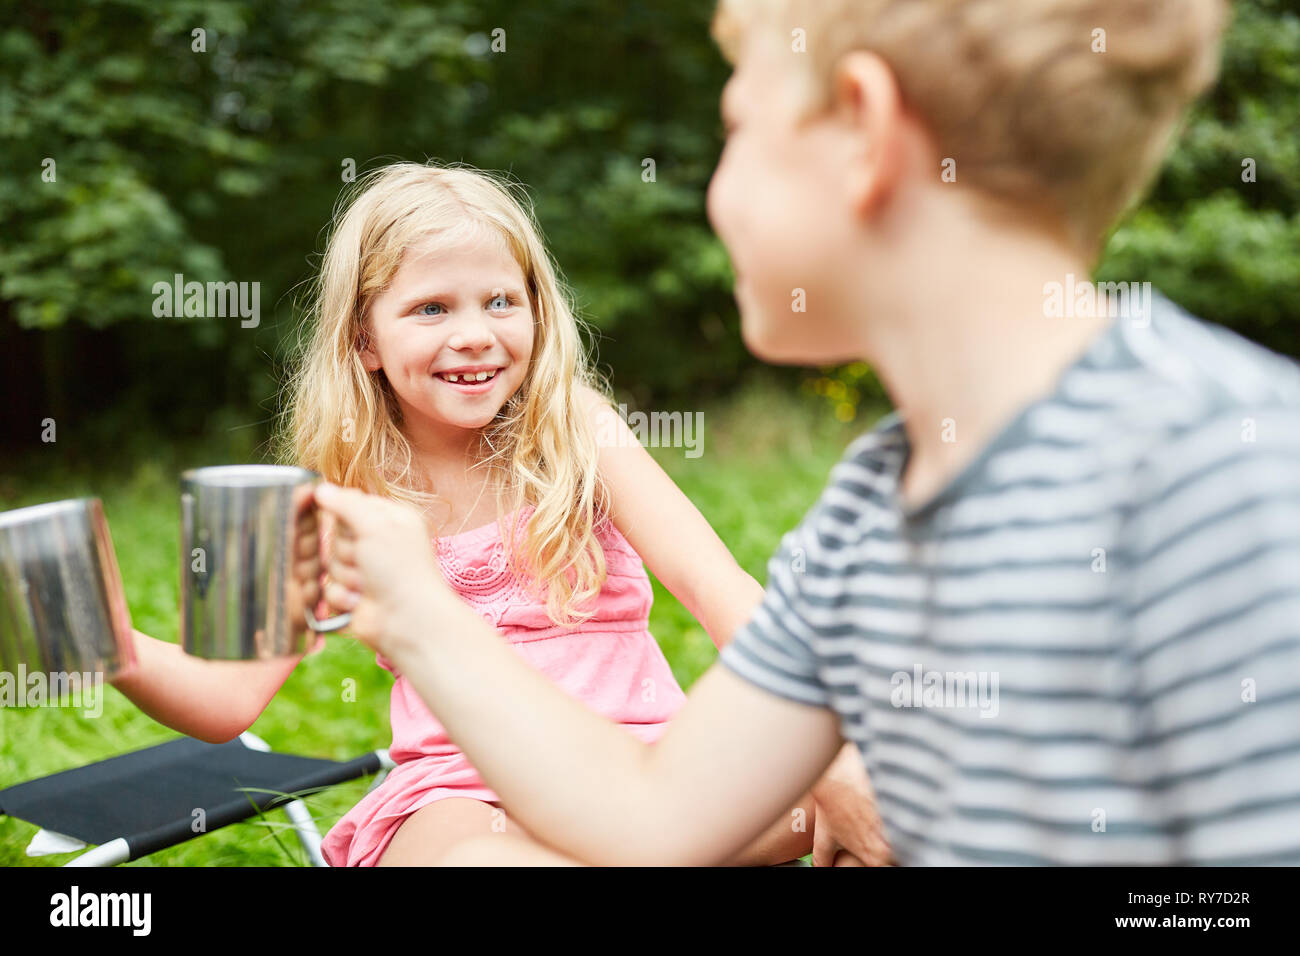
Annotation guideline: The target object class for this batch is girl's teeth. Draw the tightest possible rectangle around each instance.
[443,370,496,383]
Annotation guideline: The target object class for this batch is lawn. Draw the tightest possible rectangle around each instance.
[0,380,885,865]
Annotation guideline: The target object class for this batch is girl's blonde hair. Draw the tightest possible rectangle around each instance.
[276,161,613,627]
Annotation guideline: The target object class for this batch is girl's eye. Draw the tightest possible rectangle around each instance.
[417,302,444,316]
[488,294,512,311]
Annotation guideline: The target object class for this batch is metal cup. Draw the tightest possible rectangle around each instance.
[179,465,350,660]
[0,498,137,682]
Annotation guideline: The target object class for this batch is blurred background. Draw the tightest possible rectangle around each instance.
[0,0,1297,864]
[2,0,1297,465]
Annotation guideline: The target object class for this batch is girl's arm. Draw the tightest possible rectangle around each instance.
[109,630,307,744]
[579,386,762,649]
[110,485,329,743]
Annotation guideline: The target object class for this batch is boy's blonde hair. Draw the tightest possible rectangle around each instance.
[712,0,1229,253]
[277,161,612,627]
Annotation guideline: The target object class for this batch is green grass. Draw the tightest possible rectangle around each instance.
[0,379,888,865]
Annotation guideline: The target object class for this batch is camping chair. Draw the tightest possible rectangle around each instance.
[2,733,812,866]
[0,731,395,866]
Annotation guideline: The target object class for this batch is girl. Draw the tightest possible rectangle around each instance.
[113,160,887,866]
[287,159,829,867]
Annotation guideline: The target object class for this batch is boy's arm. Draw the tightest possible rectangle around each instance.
[393,599,843,865]
[579,385,763,648]
[315,465,848,864]
[1126,406,1300,863]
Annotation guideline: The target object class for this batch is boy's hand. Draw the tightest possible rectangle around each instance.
[810,742,894,866]
[303,482,449,659]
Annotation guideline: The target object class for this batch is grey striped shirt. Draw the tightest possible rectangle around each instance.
[720,292,1300,865]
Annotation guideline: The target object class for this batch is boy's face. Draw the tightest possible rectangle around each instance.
[361,232,534,445]
[707,34,870,366]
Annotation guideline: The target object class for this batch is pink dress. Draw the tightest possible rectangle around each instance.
[315,505,689,867]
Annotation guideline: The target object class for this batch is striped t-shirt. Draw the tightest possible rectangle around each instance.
[720,291,1300,865]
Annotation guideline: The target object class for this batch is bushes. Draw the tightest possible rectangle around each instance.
[1,0,1296,454]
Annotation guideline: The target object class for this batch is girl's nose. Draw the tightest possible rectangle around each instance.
[447,316,494,351]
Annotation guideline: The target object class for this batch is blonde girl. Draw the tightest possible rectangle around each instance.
[114,160,886,866]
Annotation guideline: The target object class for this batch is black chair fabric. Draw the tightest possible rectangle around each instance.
[0,736,383,860]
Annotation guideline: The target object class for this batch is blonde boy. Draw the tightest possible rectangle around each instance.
[309,0,1300,864]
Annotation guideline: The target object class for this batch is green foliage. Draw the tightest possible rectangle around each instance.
[0,0,1296,445]
[1097,0,1300,358]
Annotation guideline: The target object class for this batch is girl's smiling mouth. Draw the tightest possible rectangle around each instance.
[433,365,503,392]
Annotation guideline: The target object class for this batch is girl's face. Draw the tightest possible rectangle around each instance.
[361,232,535,449]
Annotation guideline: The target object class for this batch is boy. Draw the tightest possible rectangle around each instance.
[309,0,1300,864]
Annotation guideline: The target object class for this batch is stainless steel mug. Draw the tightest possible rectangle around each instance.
[179,465,351,660]
[0,498,136,681]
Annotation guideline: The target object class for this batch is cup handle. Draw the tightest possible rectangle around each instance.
[305,606,351,633]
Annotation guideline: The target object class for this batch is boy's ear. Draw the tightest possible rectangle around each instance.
[832,50,906,219]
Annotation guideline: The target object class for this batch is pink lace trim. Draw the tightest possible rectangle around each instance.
[431,505,640,624]
[433,508,532,621]
[435,535,515,593]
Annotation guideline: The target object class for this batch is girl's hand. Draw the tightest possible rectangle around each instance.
[304,482,450,659]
